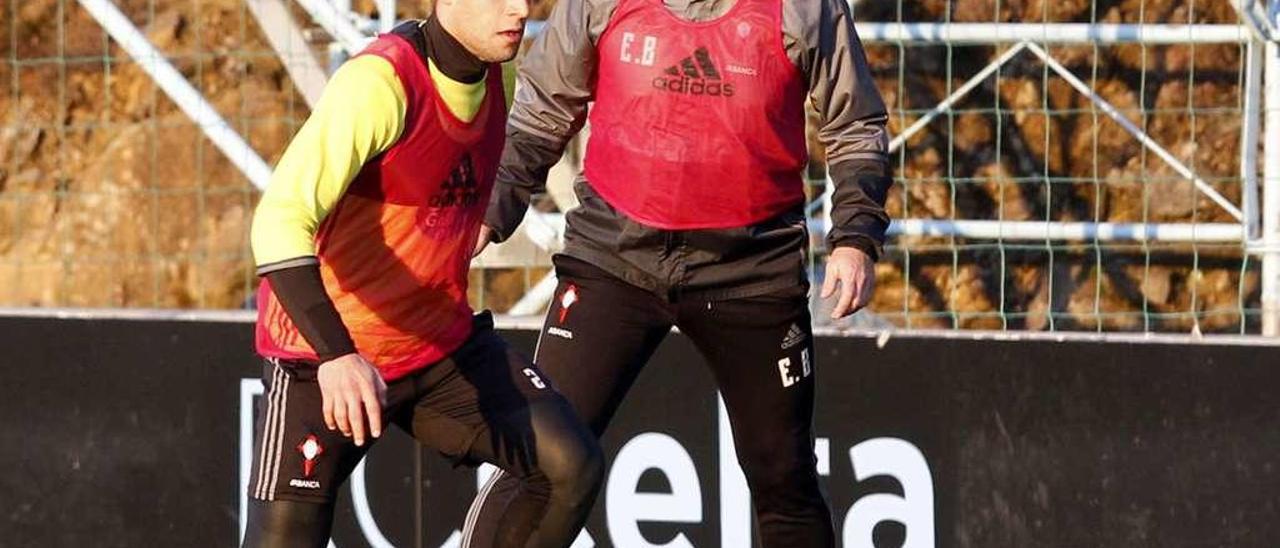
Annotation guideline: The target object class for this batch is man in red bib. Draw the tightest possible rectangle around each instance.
[468,0,890,543]
[241,0,603,546]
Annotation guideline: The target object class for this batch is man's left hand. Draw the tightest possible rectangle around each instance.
[821,247,876,320]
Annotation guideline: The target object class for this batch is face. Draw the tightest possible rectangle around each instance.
[437,0,530,63]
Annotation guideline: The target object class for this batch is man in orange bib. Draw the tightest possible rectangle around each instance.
[241,1,602,546]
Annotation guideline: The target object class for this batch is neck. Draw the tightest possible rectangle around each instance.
[424,15,487,84]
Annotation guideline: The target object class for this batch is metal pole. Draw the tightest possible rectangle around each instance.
[77,0,273,189]
[1025,42,1245,221]
[887,220,1246,242]
[889,43,1029,153]
[855,22,1249,44]
[1263,38,1280,335]
[246,0,328,108]
[508,273,559,316]
[377,0,397,32]
[1243,40,1263,239]
[295,0,373,54]
[823,176,835,241]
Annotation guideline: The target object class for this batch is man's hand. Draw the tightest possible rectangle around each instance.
[473,225,494,258]
[821,247,876,320]
[317,354,387,446]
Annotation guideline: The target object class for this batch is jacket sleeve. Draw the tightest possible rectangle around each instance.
[483,0,615,242]
[786,0,892,260]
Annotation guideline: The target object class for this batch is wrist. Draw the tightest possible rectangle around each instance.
[319,352,359,367]
[831,236,879,263]
[316,344,358,363]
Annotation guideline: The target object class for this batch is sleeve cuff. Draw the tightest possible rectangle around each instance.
[830,234,881,262]
[255,256,321,277]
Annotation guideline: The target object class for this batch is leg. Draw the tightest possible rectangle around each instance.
[241,499,333,548]
[467,397,604,548]
[460,257,674,547]
[410,313,613,548]
[525,256,674,436]
[678,291,835,548]
[242,359,393,547]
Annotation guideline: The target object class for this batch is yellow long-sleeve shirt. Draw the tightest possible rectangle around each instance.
[251,54,486,272]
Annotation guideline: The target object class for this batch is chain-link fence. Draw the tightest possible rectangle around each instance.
[841,0,1258,333]
[1,0,1267,334]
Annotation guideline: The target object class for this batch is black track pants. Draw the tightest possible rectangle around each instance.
[463,257,833,547]
[242,314,603,548]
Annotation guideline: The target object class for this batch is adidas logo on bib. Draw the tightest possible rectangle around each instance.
[651,47,736,97]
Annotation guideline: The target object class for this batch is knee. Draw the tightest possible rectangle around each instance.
[738,446,821,503]
[540,434,604,507]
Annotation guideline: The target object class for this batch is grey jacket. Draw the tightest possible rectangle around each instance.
[485,0,891,300]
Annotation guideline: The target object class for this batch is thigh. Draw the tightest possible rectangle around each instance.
[678,292,818,466]
[248,359,373,504]
[533,255,673,434]
[407,313,565,467]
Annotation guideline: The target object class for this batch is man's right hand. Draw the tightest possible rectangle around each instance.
[317,353,387,446]
[473,224,494,257]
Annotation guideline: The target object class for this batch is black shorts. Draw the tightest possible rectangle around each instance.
[246,312,559,503]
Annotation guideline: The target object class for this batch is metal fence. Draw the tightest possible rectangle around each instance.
[4,0,1278,335]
